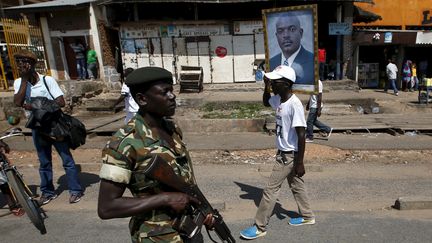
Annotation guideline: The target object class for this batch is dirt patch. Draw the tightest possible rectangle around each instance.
[6,143,432,168]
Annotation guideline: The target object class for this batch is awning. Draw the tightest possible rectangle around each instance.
[416,32,432,44]
[353,5,382,23]
[4,0,97,12]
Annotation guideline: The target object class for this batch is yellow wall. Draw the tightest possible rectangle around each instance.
[354,0,432,29]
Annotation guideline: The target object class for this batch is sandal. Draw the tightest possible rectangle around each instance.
[10,207,25,217]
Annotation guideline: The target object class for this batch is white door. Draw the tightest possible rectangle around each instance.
[121,39,138,69]
[198,41,211,83]
[254,33,265,60]
[186,41,199,66]
[233,35,255,82]
[135,38,150,68]
[210,35,234,83]
[161,37,176,81]
[148,38,163,67]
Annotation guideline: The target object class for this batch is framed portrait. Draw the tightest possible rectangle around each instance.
[262,4,318,93]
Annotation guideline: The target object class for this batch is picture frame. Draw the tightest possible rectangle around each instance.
[262,4,318,93]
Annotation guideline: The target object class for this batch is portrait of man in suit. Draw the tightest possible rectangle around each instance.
[263,5,317,91]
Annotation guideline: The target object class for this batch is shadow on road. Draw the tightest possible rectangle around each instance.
[234,181,300,220]
[56,170,100,195]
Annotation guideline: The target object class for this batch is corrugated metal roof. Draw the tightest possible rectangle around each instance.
[4,0,96,10]
[99,0,373,5]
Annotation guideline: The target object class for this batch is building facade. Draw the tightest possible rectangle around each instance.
[353,0,432,88]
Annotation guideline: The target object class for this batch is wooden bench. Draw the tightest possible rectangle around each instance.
[179,66,203,93]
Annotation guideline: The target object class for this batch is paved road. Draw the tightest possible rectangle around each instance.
[1,163,431,242]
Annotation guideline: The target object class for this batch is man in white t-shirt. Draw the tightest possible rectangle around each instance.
[240,65,315,240]
[111,68,139,124]
[13,49,83,205]
[385,59,399,96]
[306,80,333,143]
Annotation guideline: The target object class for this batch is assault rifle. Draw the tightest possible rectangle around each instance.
[144,156,236,243]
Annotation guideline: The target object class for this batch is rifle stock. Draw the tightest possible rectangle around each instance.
[144,156,236,243]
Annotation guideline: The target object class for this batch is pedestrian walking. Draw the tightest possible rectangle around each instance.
[305,80,333,143]
[240,65,315,240]
[385,59,399,96]
[13,49,83,205]
[402,60,412,92]
[411,62,419,91]
[111,68,139,124]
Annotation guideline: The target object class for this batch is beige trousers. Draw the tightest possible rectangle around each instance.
[254,152,314,231]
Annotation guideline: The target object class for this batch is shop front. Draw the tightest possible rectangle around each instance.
[352,30,432,89]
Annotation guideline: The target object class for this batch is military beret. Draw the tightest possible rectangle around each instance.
[125,67,173,86]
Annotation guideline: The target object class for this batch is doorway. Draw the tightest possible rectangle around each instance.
[63,36,87,80]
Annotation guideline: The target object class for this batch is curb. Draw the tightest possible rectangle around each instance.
[394,197,432,210]
[177,119,265,133]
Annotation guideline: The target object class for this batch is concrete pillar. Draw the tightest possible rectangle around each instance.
[343,3,354,79]
[40,16,58,79]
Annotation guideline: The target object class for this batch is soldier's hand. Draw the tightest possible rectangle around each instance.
[203,213,215,230]
[162,192,200,214]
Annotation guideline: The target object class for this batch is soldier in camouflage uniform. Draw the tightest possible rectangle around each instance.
[98,67,213,243]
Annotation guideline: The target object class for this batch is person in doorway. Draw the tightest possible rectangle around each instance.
[402,60,412,92]
[111,68,139,124]
[318,44,326,81]
[418,59,428,79]
[385,59,399,96]
[70,39,87,80]
[13,49,83,205]
[240,65,315,240]
[269,13,314,85]
[97,67,214,242]
[305,80,333,143]
[87,48,98,80]
[410,62,419,91]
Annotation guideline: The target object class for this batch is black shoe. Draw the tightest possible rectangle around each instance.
[39,194,58,205]
[69,193,83,204]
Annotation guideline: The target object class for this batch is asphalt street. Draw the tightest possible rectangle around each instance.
[1,163,431,243]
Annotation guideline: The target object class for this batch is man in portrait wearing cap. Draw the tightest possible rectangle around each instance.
[97,67,213,243]
[240,65,315,240]
[13,49,83,205]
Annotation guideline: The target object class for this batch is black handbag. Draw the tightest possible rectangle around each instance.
[39,76,87,149]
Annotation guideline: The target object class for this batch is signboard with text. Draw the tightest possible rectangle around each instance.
[329,23,352,35]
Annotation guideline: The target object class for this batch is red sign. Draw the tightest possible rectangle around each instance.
[215,46,227,58]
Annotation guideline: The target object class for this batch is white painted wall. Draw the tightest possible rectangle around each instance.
[233,35,255,82]
[119,30,267,83]
[210,35,234,83]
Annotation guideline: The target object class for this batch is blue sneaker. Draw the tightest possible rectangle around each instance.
[240,225,266,240]
[288,217,316,226]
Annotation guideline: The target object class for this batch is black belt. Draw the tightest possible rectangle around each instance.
[277,150,296,155]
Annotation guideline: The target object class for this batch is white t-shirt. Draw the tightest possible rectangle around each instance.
[14,73,64,117]
[14,73,64,100]
[269,94,306,152]
[386,63,398,79]
[309,80,323,109]
[121,83,139,113]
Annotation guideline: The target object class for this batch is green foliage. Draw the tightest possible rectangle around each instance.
[200,102,273,119]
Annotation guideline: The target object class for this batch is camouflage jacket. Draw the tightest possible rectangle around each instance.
[99,114,195,243]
